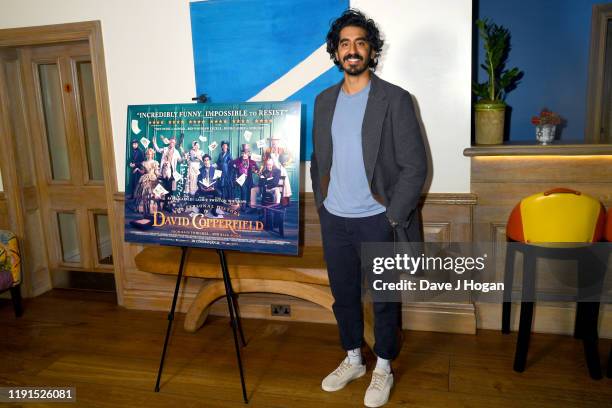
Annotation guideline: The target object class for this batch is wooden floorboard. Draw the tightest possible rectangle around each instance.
[0,290,610,407]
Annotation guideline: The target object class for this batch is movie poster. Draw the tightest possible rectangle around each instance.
[124,102,301,255]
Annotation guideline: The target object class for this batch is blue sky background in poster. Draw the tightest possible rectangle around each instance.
[190,0,348,159]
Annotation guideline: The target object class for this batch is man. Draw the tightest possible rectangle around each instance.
[262,135,289,169]
[250,158,281,208]
[127,139,144,199]
[263,136,293,203]
[197,154,222,219]
[310,9,427,408]
[216,141,234,201]
[232,146,259,211]
[153,135,183,211]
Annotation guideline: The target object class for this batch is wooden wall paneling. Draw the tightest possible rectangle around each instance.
[469,152,612,337]
[471,156,612,184]
[423,222,452,243]
[477,302,612,338]
[116,192,479,335]
[418,193,477,334]
[114,194,204,313]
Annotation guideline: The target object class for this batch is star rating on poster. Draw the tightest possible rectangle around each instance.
[148,118,256,126]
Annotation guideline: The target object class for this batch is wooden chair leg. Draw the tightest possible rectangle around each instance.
[514,247,535,372]
[513,301,533,372]
[581,302,602,380]
[501,302,512,334]
[607,345,611,378]
[9,283,23,317]
[574,302,585,339]
[502,244,516,334]
[576,252,603,379]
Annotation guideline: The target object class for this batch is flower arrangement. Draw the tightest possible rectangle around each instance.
[531,109,561,126]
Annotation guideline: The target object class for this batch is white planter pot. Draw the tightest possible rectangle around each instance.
[535,124,556,145]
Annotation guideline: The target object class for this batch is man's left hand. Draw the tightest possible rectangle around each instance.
[386,213,399,228]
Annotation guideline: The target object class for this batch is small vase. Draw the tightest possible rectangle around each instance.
[535,124,556,145]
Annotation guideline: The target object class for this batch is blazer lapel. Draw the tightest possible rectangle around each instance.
[317,81,341,174]
[361,74,388,185]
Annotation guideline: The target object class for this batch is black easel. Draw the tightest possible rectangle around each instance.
[154,246,248,403]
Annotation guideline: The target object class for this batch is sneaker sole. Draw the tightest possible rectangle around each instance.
[364,397,389,408]
[364,378,393,407]
[321,368,366,392]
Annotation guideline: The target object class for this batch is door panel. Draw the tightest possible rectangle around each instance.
[602,19,612,143]
[56,211,81,263]
[91,211,113,268]
[75,60,104,183]
[20,41,111,273]
[37,63,71,180]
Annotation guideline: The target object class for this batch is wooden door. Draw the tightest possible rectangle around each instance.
[601,19,612,143]
[20,42,112,273]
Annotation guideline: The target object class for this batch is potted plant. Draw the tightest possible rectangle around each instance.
[473,19,523,145]
[531,109,562,145]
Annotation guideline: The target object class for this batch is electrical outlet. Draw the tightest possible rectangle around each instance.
[271,304,291,317]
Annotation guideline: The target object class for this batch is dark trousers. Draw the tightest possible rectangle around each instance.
[219,179,233,201]
[161,177,174,209]
[319,205,401,360]
[238,181,252,207]
[128,170,140,198]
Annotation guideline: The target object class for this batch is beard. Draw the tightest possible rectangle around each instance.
[341,53,371,76]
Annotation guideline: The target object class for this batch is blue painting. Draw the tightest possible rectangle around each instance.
[190,0,348,159]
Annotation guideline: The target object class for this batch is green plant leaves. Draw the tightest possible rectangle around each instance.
[475,18,523,102]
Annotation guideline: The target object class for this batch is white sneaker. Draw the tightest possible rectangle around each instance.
[321,357,366,392]
[364,368,394,407]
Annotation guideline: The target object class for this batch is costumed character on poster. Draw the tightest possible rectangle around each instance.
[124,102,301,255]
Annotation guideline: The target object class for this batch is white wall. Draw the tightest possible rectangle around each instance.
[0,0,471,193]
[354,0,472,193]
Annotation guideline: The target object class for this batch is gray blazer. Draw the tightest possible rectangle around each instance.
[310,73,427,241]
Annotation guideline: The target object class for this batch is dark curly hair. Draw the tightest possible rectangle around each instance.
[326,9,384,71]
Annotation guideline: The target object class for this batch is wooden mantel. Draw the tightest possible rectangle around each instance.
[464,143,612,157]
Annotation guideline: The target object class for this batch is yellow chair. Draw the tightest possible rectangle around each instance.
[503,188,606,379]
[0,230,22,317]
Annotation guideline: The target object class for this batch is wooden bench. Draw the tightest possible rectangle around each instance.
[134,194,404,346]
[134,244,377,347]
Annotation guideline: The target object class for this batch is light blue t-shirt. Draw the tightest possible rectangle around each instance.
[323,82,386,217]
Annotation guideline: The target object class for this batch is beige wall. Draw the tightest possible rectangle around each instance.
[0,0,197,194]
